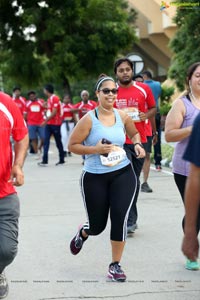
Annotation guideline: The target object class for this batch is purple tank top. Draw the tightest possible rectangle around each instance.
[173,96,200,176]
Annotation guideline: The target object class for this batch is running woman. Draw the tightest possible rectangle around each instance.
[68,75,145,282]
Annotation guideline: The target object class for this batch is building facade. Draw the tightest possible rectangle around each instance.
[127,0,177,80]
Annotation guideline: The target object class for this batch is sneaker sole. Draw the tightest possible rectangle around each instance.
[0,284,9,299]
[141,189,153,193]
[107,273,126,282]
[185,266,199,271]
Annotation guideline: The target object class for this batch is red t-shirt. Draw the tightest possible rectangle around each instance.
[115,82,156,143]
[74,100,97,119]
[62,103,75,121]
[25,99,45,125]
[12,96,26,116]
[0,92,28,198]
[46,94,62,125]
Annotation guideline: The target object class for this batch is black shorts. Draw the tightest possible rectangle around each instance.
[143,136,152,154]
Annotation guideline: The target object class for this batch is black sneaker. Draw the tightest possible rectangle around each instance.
[0,272,9,299]
[55,161,65,166]
[107,262,126,282]
[127,223,138,234]
[141,182,153,193]
[38,162,48,167]
[67,152,72,157]
[70,228,88,255]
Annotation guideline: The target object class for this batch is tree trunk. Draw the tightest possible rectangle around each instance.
[62,76,71,96]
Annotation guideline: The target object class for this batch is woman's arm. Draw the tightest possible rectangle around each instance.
[165,98,192,142]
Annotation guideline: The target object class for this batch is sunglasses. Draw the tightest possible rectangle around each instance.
[99,88,118,95]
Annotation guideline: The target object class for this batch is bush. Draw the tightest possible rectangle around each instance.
[151,143,174,167]
[160,85,175,103]
[160,103,172,115]
[160,85,174,116]
[161,144,174,162]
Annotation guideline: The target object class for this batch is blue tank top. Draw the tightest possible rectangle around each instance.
[83,108,130,174]
[173,96,200,176]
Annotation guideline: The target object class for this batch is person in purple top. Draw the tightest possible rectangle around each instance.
[165,62,200,271]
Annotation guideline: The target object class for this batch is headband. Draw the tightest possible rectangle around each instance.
[96,77,115,91]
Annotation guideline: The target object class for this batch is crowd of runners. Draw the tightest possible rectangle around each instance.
[1,58,200,298]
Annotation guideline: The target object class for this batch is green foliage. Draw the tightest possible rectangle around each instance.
[0,0,137,93]
[160,85,175,104]
[159,85,174,115]
[71,78,97,103]
[169,0,200,90]
[151,144,174,166]
[160,103,172,116]
[160,144,174,167]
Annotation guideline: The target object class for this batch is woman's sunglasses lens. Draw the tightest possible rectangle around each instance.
[101,89,118,94]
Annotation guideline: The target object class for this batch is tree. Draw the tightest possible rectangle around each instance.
[0,0,137,94]
[169,0,200,90]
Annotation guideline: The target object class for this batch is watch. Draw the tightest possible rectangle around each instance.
[152,132,158,136]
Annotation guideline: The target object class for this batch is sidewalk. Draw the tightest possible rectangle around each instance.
[5,143,200,300]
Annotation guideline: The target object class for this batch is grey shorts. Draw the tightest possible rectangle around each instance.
[0,193,20,273]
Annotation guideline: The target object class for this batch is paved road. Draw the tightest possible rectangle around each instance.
[5,143,200,300]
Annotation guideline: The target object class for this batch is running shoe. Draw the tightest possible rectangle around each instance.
[141,182,153,193]
[185,259,200,271]
[155,165,162,171]
[107,262,126,282]
[55,161,65,166]
[70,228,88,255]
[0,272,9,299]
[38,161,48,167]
[127,223,138,234]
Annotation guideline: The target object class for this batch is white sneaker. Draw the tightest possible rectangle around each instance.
[0,272,9,299]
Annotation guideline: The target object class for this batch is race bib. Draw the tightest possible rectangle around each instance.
[125,108,140,122]
[100,147,127,167]
[30,105,40,112]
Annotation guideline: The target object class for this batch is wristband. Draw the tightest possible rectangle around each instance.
[134,143,144,148]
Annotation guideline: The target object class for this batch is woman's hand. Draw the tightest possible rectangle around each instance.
[96,140,113,155]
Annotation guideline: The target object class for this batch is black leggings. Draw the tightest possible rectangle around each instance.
[174,173,200,234]
[80,164,137,241]
[124,144,145,226]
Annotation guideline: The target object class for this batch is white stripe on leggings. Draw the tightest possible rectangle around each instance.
[122,164,137,241]
[80,171,90,231]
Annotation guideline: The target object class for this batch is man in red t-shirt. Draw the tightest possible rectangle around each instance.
[25,91,46,155]
[38,84,65,166]
[74,90,97,164]
[12,86,26,117]
[0,92,28,298]
[114,58,156,234]
[74,90,97,120]
[61,95,76,157]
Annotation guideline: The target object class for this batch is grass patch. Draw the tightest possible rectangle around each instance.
[151,143,174,166]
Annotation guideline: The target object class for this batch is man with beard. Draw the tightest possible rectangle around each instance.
[114,58,156,234]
